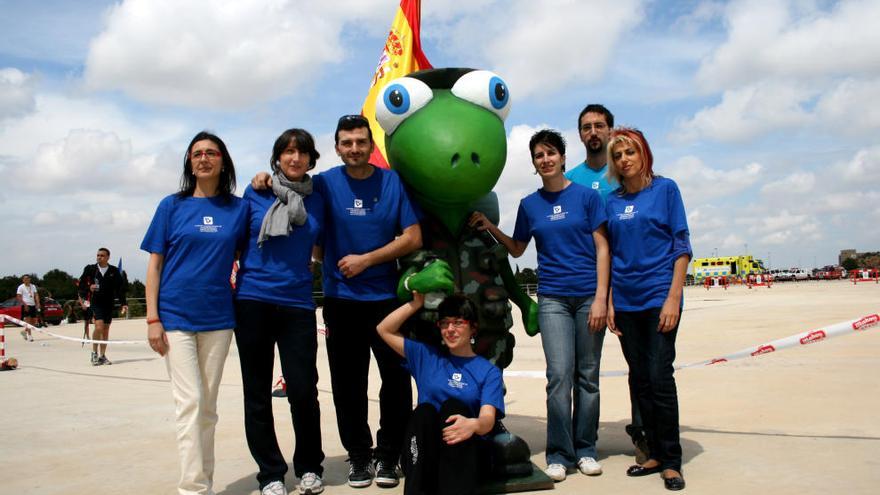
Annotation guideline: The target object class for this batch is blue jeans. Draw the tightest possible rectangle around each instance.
[538,295,605,466]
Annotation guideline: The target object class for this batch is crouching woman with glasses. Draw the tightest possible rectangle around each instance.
[377,292,504,495]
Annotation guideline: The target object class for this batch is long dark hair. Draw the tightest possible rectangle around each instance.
[178,131,236,200]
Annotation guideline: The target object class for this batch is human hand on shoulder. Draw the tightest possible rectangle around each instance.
[251,171,272,190]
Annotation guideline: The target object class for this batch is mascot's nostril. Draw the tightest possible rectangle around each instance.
[471,152,480,167]
[451,153,460,168]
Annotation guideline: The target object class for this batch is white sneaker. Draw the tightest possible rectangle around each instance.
[578,456,603,475]
[545,463,567,482]
[298,472,323,494]
[261,480,287,495]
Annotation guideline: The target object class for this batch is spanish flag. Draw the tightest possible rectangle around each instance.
[361,0,432,169]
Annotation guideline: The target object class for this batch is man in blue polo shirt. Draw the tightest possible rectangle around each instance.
[565,103,617,201]
[317,115,422,489]
[566,104,647,463]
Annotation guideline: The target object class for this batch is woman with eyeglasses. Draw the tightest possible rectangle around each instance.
[604,127,691,491]
[233,128,326,495]
[142,131,248,495]
[469,129,610,483]
[376,291,504,495]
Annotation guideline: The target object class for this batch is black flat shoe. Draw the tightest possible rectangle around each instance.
[626,464,663,477]
[663,475,686,491]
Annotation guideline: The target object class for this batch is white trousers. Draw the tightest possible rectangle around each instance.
[165,329,233,495]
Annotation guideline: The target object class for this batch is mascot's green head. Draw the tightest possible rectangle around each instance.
[374,68,510,233]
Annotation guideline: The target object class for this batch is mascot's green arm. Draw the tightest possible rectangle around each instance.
[497,252,540,337]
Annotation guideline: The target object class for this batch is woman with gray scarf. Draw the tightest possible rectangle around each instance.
[234,128,326,495]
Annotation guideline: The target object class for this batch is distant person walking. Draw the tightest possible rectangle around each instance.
[142,131,247,495]
[78,247,128,365]
[16,274,40,341]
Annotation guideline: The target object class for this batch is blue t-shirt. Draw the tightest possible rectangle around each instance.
[605,177,692,311]
[140,194,248,331]
[314,165,419,300]
[512,183,607,297]
[235,185,324,310]
[565,161,617,201]
[404,339,505,418]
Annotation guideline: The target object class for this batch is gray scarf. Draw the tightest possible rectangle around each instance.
[257,172,312,247]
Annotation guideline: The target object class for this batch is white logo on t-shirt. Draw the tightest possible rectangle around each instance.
[617,204,637,221]
[354,199,363,208]
[552,205,562,214]
[448,372,468,390]
[592,181,600,189]
[203,216,214,225]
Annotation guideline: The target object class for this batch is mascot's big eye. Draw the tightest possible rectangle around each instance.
[450,70,511,121]
[375,77,433,134]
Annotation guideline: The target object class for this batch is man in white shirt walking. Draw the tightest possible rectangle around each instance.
[15,274,40,341]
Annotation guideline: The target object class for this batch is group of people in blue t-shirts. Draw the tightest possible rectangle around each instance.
[140,103,691,495]
[470,105,690,492]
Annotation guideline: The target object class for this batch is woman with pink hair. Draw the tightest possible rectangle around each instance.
[604,128,691,491]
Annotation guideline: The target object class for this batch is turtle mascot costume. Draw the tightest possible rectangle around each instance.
[374,68,543,484]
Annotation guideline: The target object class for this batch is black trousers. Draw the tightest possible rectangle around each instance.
[616,307,682,472]
[323,297,412,464]
[403,400,482,495]
[235,299,325,488]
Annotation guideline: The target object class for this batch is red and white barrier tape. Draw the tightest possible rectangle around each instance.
[504,313,880,379]
[0,315,146,345]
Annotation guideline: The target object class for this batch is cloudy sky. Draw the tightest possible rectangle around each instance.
[1,0,878,282]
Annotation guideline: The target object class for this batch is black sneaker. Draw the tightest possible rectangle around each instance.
[98,355,112,365]
[374,460,399,488]
[91,352,101,366]
[347,458,374,488]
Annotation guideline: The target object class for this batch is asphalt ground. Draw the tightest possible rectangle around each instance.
[1,279,878,494]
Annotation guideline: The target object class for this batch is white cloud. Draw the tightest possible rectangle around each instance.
[12,129,177,195]
[673,81,813,142]
[696,0,880,91]
[760,172,815,196]
[435,0,644,98]
[665,155,762,203]
[833,145,880,184]
[84,0,395,108]
[676,0,880,142]
[745,209,821,244]
[0,68,36,120]
[815,79,880,132]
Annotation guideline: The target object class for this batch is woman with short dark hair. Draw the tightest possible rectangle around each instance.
[469,128,610,483]
[234,128,326,495]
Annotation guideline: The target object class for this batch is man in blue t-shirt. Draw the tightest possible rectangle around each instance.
[318,115,422,489]
[565,103,617,201]
[566,104,647,462]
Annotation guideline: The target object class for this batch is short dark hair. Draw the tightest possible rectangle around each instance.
[528,129,567,158]
[271,128,320,173]
[578,104,614,129]
[438,294,479,326]
[98,247,110,256]
[178,131,236,200]
[334,114,373,144]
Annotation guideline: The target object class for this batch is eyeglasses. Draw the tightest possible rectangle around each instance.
[338,114,369,126]
[438,318,470,329]
[191,149,221,160]
[580,122,608,132]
